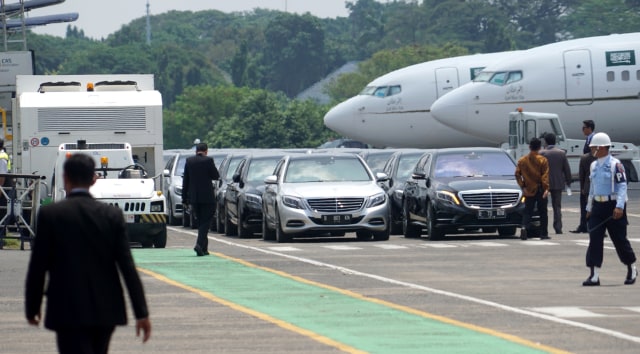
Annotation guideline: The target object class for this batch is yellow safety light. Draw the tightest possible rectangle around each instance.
[65,152,72,159]
[87,82,94,91]
[100,156,109,169]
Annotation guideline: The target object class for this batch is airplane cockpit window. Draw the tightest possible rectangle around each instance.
[388,85,401,96]
[373,86,388,97]
[489,72,508,85]
[359,86,376,95]
[473,71,493,83]
[505,71,522,84]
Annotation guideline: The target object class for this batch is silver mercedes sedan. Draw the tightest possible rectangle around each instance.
[261,152,390,243]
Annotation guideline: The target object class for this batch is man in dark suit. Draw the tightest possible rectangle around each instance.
[25,153,151,354]
[540,133,572,234]
[183,142,220,256]
[571,152,596,233]
[582,120,595,154]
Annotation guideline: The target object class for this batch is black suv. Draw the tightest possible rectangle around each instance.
[223,152,287,238]
[402,147,524,240]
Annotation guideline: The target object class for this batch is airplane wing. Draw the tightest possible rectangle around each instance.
[1,0,65,16]
[3,12,78,29]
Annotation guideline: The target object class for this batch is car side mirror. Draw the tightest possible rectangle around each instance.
[264,175,277,184]
[375,172,389,182]
[232,173,241,183]
[163,169,170,177]
[411,171,426,180]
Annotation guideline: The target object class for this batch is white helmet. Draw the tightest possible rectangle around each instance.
[589,132,611,147]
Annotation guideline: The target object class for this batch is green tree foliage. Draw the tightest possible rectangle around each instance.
[262,13,327,97]
[561,0,640,37]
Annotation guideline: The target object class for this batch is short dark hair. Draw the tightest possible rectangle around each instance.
[529,137,542,151]
[195,142,208,152]
[543,132,556,146]
[583,120,595,130]
[64,153,95,186]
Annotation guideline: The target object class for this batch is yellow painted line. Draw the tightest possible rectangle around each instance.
[212,252,571,354]
[137,267,367,354]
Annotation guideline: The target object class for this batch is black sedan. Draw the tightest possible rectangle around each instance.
[402,147,524,240]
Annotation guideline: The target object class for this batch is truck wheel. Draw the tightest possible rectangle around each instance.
[153,225,168,248]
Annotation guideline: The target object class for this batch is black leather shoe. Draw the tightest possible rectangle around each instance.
[624,277,636,285]
[570,227,587,233]
[582,278,600,286]
[203,249,210,256]
[194,245,204,257]
[540,235,551,240]
[625,266,637,285]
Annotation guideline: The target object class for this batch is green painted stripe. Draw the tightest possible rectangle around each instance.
[133,249,558,354]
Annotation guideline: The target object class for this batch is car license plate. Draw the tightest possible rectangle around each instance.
[126,214,135,223]
[322,214,351,225]
[478,209,506,219]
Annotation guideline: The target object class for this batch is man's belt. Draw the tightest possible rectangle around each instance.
[593,195,617,202]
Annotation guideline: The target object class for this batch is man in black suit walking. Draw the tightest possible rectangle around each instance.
[183,142,220,256]
[25,153,151,354]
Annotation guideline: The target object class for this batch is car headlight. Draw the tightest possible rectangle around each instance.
[174,186,182,196]
[245,193,262,206]
[282,195,305,209]
[150,201,164,212]
[436,190,460,205]
[366,192,386,208]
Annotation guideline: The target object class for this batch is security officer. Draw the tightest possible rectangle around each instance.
[0,138,13,209]
[583,132,637,286]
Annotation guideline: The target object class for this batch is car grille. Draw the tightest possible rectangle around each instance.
[460,191,520,209]
[306,198,364,212]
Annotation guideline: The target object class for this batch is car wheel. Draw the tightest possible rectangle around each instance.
[498,226,517,237]
[403,200,420,238]
[373,226,390,241]
[215,206,225,234]
[356,230,372,240]
[426,202,444,240]
[237,207,250,238]
[167,200,177,226]
[225,206,237,236]
[262,215,275,241]
[389,205,402,235]
[275,207,291,243]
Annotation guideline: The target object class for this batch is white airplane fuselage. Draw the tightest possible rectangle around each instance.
[323,52,521,148]
[430,32,640,145]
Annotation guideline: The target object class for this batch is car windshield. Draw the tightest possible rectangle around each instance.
[176,156,187,176]
[246,158,281,183]
[434,151,514,178]
[364,152,394,172]
[396,154,422,180]
[284,156,372,183]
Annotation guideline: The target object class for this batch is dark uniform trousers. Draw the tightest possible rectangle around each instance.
[522,188,549,236]
[586,200,636,267]
[193,202,215,252]
[56,325,115,354]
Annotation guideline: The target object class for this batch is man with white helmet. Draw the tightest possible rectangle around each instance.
[583,132,637,286]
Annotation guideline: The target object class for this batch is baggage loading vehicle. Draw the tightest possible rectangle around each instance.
[53,141,167,248]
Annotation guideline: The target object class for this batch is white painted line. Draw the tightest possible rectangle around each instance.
[521,241,557,245]
[374,244,408,250]
[419,243,457,248]
[268,247,302,252]
[323,245,362,250]
[529,307,607,318]
[466,242,508,247]
[622,307,640,313]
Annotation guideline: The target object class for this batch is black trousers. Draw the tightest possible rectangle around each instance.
[522,188,548,236]
[193,202,215,251]
[586,201,636,268]
[56,326,115,354]
[578,191,588,230]
[549,189,563,233]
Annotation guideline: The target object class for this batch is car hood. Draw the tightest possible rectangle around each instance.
[438,177,519,191]
[282,181,383,198]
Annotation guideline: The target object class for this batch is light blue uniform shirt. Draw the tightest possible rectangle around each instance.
[586,155,627,211]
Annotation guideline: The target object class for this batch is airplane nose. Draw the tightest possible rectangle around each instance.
[430,92,469,133]
[324,99,357,136]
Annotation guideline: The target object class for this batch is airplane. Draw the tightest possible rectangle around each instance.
[0,0,66,16]
[430,32,640,146]
[4,12,78,29]
[323,51,527,148]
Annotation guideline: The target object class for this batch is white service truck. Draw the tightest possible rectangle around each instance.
[2,74,166,246]
[502,110,640,182]
[53,141,167,248]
